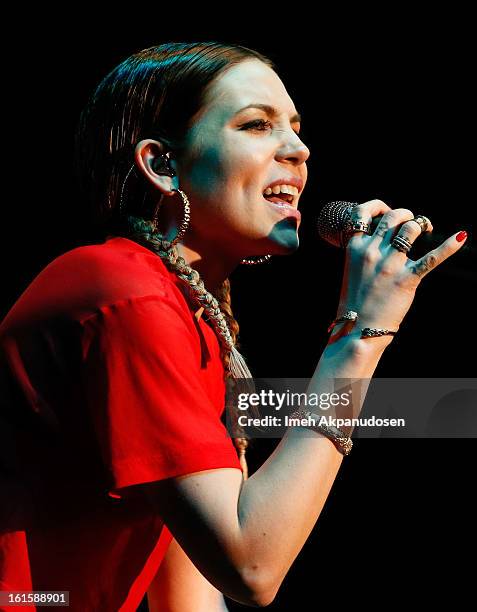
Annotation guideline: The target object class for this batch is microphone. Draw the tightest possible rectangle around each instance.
[316,201,473,264]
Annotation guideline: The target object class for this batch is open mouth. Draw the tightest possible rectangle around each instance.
[263,194,295,205]
[262,187,297,207]
[262,193,301,221]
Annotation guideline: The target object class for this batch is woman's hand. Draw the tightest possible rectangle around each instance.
[334,199,467,336]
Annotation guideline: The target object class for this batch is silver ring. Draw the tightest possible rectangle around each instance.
[350,220,370,233]
[410,215,431,233]
[391,234,413,254]
[344,219,371,245]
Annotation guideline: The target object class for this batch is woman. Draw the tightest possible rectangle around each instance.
[0,42,466,610]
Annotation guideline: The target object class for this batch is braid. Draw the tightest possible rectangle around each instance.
[212,279,239,354]
[211,278,250,480]
[119,215,251,479]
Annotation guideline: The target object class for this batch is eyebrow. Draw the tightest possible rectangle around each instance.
[234,103,302,124]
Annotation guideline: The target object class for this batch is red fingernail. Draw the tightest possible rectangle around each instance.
[456,231,467,242]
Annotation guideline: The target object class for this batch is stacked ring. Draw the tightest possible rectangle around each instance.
[391,235,413,254]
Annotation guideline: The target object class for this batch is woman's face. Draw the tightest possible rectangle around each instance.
[173,59,310,260]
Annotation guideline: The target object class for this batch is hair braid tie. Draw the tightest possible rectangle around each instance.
[234,437,249,480]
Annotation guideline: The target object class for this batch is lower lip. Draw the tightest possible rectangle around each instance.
[263,197,301,221]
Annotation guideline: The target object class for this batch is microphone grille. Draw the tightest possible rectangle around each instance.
[317,201,359,247]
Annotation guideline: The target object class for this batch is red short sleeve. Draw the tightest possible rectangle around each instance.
[79,294,242,492]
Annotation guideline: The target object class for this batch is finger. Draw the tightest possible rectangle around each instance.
[386,218,426,259]
[347,199,392,248]
[406,231,468,280]
[370,208,415,246]
[408,215,434,234]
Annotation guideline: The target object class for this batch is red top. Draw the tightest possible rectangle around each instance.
[0,236,242,611]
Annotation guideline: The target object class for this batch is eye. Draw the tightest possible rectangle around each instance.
[242,119,302,137]
[242,119,273,131]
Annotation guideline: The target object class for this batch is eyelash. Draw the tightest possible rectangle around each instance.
[243,119,301,136]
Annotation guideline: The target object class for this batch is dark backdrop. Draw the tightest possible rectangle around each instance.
[2,15,475,610]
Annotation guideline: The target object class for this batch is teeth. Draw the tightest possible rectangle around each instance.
[263,184,299,197]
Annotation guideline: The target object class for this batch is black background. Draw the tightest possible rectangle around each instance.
[1,12,475,610]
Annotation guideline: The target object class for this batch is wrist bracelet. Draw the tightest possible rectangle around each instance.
[327,310,358,333]
[328,310,398,339]
[360,327,398,338]
[289,408,353,456]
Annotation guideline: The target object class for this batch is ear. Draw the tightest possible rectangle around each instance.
[134,139,179,196]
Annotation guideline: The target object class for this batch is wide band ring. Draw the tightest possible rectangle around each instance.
[410,215,432,233]
[353,219,370,232]
[391,235,413,254]
[345,219,371,234]
[343,219,371,245]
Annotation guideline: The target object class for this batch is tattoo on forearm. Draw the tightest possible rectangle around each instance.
[410,253,438,277]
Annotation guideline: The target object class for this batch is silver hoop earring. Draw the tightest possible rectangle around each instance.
[240,254,272,265]
[159,188,191,248]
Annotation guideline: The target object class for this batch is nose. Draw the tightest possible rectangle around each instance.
[276,131,310,166]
